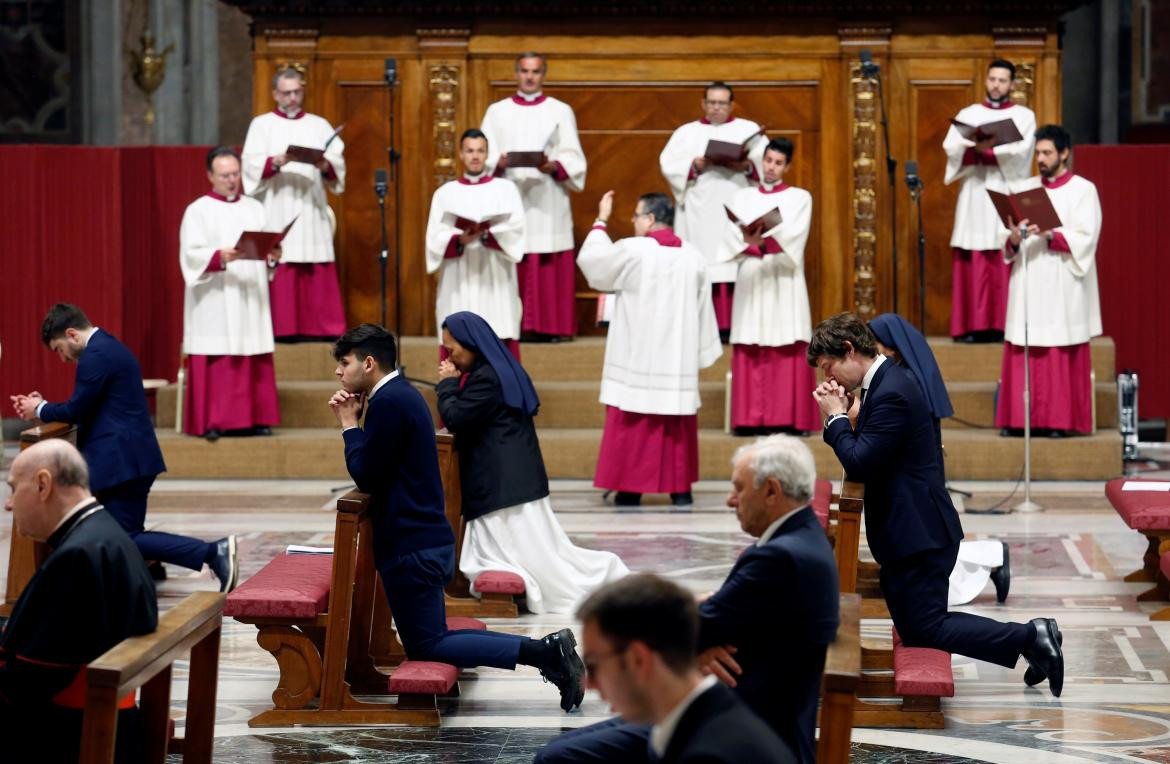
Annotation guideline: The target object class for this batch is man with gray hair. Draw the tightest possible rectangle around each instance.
[537,435,838,764]
[1,439,157,761]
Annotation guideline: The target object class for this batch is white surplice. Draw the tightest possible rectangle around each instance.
[948,539,1004,606]
[179,194,275,356]
[659,117,767,283]
[241,110,346,263]
[424,176,527,341]
[943,102,1036,251]
[460,496,630,615]
[481,93,586,254]
[577,227,722,415]
[716,182,813,347]
[1001,173,1102,347]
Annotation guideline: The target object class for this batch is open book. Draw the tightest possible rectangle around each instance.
[704,126,766,166]
[284,123,346,164]
[504,128,557,168]
[724,205,782,236]
[233,216,299,260]
[441,210,511,233]
[986,188,1063,232]
[950,118,1023,147]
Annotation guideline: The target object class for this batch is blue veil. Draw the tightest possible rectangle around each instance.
[868,313,954,420]
[442,311,540,416]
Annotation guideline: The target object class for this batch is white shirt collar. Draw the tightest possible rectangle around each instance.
[649,675,717,758]
[463,171,487,182]
[51,496,98,536]
[756,504,807,546]
[516,90,543,102]
[82,326,99,348]
[368,369,400,401]
[860,352,886,395]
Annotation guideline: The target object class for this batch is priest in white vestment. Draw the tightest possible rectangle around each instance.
[579,190,722,507]
[717,136,820,435]
[943,60,1036,342]
[179,147,280,440]
[425,129,527,361]
[996,124,1102,436]
[481,53,586,340]
[242,67,346,340]
[659,82,766,338]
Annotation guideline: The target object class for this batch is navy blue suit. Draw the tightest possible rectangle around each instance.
[38,329,209,571]
[341,373,523,669]
[823,358,1031,667]
[536,506,838,764]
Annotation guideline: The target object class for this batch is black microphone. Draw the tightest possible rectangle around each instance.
[374,168,388,197]
[384,57,397,85]
[859,48,880,77]
[904,159,923,192]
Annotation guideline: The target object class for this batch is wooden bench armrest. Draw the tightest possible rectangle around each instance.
[823,593,861,694]
[337,490,371,516]
[19,421,77,446]
[87,592,225,696]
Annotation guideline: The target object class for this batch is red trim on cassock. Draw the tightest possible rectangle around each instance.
[271,108,305,120]
[712,282,734,331]
[647,229,682,248]
[758,182,790,194]
[762,236,783,255]
[206,191,240,203]
[1049,231,1070,252]
[269,262,347,338]
[444,234,462,259]
[320,161,337,181]
[950,247,1010,337]
[481,230,502,251]
[699,116,737,125]
[1042,171,1075,189]
[994,342,1093,432]
[731,343,822,430]
[183,353,280,435]
[551,160,569,182]
[591,224,607,232]
[204,250,225,274]
[594,407,698,493]
[982,100,1015,110]
[981,148,998,165]
[262,156,279,179]
[518,249,578,336]
[961,147,978,166]
[511,94,547,106]
[457,175,494,186]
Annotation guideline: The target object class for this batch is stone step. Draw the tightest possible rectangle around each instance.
[156,425,1123,482]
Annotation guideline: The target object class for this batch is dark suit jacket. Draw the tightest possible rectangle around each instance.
[38,329,166,493]
[697,506,838,764]
[342,374,455,565]
[822,358,963,566]
[660,682,796,764]
[436,361,548,521]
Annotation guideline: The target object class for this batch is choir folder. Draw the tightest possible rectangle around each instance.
[986,188,1063,232]
[724,205,782,235]
[234,216,299,260]
[284,123,346,165]
[950,118,1023,147]
[703,126,766,166]
[504,151,547,168]
[442,211,512,233]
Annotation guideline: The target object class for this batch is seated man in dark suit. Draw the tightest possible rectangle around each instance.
[809,311,1063,694]
[575,573,794,764]
[1,439,158,762]
[538,434,838,764]
[10,303,238,591]
[328,323,585,711]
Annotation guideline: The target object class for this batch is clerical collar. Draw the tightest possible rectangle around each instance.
[272,108,305,120]
[759,181,789,194]
[512,92,546,105]
[1041,171,1073,189]
[206,190,241,203]
[458,173,493,185]
[48,498,102,549]
[647,228,682,248]
[367,369,401,402]
[982,99,1014,110]
[699,116,736,126]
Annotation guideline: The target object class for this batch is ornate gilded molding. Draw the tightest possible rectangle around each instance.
[429,64,460,189]
[1010,61,1035,107]
[850,61,877,319]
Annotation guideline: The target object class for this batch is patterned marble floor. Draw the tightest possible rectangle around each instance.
[3,464,1170,763]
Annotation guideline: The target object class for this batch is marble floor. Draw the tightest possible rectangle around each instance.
[3,460,1170,763]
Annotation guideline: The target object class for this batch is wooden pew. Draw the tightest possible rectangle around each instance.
[817,592,861,764]
[81,590,224,764]
[436,431,524,618]
[1,421,78,617]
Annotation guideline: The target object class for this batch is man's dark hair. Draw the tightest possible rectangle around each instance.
[1034,124,1072,154]
[637,192,674,227]
[206,145,240,171]
[576,573,698,674]
[460,128,488,148]
[332,323,398,371]
[766,136,795,163]
[41,303,92,346]
[988,58,1017,80]
[806,312,878,366]
[514,51,547,72]
[705,81,734,101]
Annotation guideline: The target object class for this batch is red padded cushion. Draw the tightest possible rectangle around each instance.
[388,660,458,694]
[812,479,832,530]
[474,570,526,594]
[224,553,333,619]
[1105,479,1170,531]
[446,616,486,631]
[891,627,954,697]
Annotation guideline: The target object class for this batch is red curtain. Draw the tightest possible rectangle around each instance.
[1077,146,1170,421]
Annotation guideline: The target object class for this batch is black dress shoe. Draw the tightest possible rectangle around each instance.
[252,425,273,436]
[1024,624,1063,687]
[209,536,239,592]
[1021,617,1064,696]
[990,541,1011,603]
[147,560,168,581]
[537,628,585,711]
[614,491,642,506]
[670,492,694,507]
[204,429,222,442]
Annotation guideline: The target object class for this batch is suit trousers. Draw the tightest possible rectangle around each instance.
[95,475,211,571]
[534,717,651,763]
[880,540,1033,668]
[378,545,523,669]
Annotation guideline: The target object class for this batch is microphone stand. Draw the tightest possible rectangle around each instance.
[385,61,405,371]
[1014,223,1042,513]
[375,177,389,328]
[907,174,926,333]
[865,59,899,313]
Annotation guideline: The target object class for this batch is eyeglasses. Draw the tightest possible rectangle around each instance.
[631,211,651,221]
[703,99,731,107]
[583,646,627,676]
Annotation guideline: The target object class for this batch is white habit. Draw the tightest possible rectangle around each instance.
[425,176,527,341]
[717,182,813,346]
[481,93,586,254]
[948,540,1005,606]
[943,102,1035,250]
[1001,173,1102,347]
[659,117,766,283]
[577,227,722,415]
[241,110,346,263]
[179,193,275,356]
